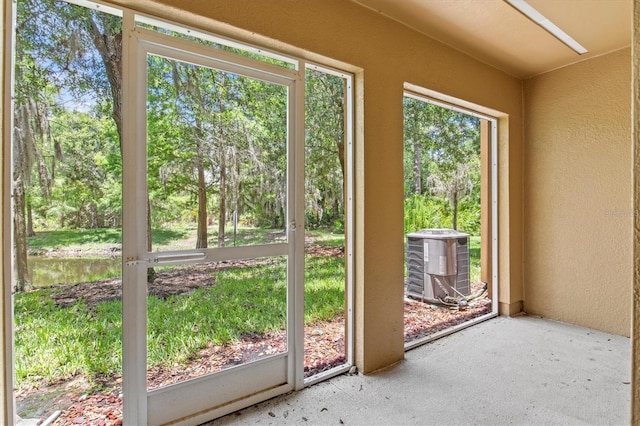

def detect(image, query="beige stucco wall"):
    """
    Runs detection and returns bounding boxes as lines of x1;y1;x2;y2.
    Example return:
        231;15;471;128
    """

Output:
108;0;525;372
524;49;632;336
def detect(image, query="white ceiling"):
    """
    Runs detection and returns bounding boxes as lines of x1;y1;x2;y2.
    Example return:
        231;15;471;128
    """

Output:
350;0;631;78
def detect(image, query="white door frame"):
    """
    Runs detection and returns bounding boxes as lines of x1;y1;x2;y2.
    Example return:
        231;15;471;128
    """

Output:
122;20;305;425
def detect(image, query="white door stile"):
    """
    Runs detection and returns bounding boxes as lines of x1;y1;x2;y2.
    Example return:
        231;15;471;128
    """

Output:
290;63;306;391
491;119;499;315
122;9;150;425
2;0;16;422
344;72;355;368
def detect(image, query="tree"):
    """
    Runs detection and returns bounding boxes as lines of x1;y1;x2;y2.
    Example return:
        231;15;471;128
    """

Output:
305;70;346;228
147;55;288;247
13;0;163;284
427;162;475;230
12;0;63;291
403;96;480;232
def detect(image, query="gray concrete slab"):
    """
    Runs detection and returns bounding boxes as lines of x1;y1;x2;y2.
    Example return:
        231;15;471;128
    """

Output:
209;315;631;425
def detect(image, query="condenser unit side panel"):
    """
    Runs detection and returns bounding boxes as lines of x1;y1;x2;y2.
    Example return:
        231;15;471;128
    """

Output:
455;237;470;295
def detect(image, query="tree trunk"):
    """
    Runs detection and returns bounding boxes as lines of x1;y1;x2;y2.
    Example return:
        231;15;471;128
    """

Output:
87;13;156;281
146;197;156;283
196;143;208;249
26;201;36;237
13;177;30;292
86;13;123;156
413;140;422;195
337;132;346;184
452;191;458;231
218;154;227;248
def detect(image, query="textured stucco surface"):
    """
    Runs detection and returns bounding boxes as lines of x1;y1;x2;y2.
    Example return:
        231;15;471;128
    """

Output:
524;49;632;336
108;0;526;373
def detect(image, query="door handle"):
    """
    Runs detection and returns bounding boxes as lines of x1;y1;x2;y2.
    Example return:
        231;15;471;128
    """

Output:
153;252;206;264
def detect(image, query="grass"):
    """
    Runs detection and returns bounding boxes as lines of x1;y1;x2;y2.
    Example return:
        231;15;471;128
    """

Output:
469;235;481;283
14;235;346;388
147;258;289;366
305;229;345;247
27;227;191;249
14;293;122;384
304;255;345;322
27;228;123;249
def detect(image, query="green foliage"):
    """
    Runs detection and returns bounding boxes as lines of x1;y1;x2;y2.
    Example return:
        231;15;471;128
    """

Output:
305;70;345;230
457;199;481;235
16;2;349;250
403;96;481;233
404;194;450;234
145;54;293;241
44;111;121;229
403;194;480;236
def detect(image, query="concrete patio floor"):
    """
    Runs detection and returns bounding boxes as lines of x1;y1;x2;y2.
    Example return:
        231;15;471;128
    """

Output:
210;315;631;425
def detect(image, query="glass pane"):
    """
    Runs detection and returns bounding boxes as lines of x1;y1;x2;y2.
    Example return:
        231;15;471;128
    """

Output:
146;257;288;390
146;53;288;252
13;0;123;422
304;69;348;377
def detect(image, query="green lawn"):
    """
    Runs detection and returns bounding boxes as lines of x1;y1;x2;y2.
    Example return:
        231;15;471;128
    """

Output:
27;228;123;249
469;235;481;283
15;229;346;389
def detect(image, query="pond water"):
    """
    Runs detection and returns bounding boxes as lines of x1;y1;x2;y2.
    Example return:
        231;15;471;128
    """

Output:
28;257;121;288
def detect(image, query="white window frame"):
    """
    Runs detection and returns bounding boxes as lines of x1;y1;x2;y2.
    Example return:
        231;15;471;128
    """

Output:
302;62;355;386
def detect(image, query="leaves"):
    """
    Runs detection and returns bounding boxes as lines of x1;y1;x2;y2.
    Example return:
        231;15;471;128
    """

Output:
403;97;481;233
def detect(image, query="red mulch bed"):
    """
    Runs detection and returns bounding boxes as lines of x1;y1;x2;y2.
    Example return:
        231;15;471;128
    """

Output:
17;246;491;425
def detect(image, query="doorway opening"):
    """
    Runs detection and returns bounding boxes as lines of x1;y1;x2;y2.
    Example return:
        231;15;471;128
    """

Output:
402;90;498;349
